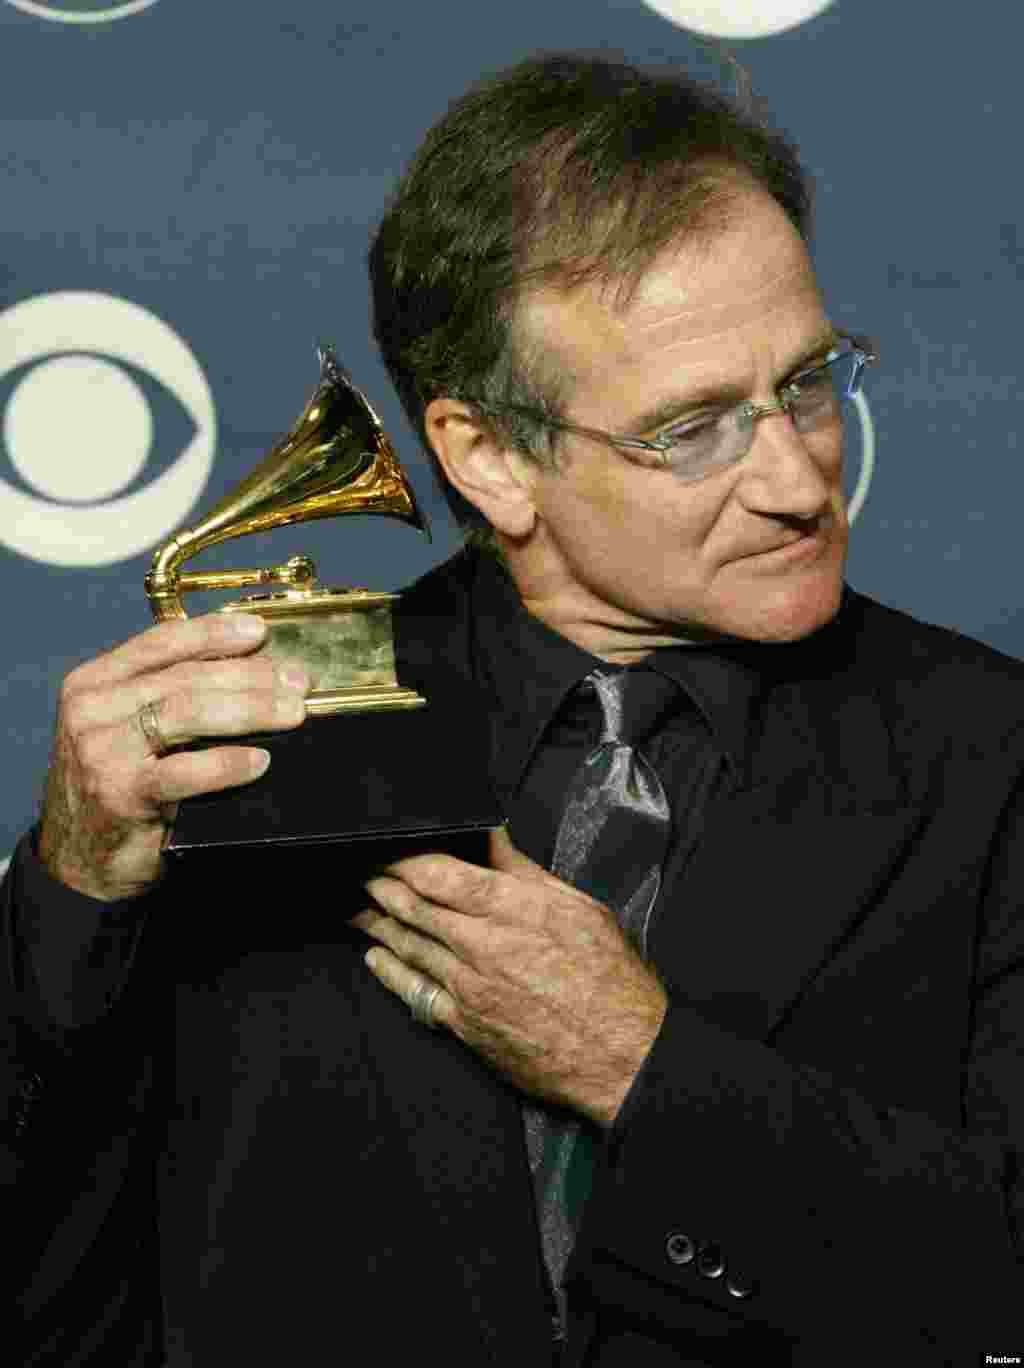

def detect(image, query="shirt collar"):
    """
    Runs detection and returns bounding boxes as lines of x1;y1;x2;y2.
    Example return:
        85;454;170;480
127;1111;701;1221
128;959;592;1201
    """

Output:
469;550;768;800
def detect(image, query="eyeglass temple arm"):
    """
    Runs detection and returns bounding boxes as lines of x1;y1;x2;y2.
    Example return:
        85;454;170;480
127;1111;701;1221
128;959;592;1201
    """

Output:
468;403;665;453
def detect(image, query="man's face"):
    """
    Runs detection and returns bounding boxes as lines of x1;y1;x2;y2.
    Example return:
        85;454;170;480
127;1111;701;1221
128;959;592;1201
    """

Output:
511;185;848;646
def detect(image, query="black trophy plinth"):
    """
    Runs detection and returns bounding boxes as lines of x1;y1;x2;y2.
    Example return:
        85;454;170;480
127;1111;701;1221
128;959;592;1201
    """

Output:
165;697;503;878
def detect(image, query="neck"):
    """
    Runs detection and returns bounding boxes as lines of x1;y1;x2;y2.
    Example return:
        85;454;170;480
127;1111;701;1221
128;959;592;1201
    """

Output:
484;530;713;665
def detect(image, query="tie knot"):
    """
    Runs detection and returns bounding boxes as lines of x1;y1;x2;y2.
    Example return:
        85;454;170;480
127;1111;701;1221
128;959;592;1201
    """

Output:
584;667;679;748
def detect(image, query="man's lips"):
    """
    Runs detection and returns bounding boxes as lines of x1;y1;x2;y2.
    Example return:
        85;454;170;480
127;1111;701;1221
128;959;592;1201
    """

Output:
738;526;831;564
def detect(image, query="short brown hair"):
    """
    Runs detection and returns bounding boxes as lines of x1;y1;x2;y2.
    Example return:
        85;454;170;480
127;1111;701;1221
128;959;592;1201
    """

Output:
369;52;812;535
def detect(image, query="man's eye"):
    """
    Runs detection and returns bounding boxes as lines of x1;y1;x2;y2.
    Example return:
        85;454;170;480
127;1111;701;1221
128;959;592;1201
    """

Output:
791;365;832;390
789;350;840;389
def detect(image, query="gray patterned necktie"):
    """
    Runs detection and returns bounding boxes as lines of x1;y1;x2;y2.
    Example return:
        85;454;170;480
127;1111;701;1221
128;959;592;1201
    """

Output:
523;665;677;1339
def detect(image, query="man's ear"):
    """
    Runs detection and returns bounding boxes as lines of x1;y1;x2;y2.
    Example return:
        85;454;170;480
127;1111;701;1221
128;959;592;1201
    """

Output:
424;398;539;538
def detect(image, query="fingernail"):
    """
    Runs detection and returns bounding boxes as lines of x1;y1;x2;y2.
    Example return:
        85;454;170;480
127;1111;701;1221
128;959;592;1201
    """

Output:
227;614;265;639
277;662;309;691
251;749;271;778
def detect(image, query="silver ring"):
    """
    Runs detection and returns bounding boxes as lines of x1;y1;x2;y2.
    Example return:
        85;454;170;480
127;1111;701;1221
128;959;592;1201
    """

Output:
137;700;169;758
408;976;443;1030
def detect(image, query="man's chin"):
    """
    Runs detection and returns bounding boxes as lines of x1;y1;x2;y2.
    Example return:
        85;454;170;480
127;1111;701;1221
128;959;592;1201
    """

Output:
704;566;845;644
745;579;844;643
710;534;848;642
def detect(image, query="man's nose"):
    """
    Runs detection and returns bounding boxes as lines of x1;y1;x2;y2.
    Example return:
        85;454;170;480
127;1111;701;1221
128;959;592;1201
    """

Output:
738;410;835;519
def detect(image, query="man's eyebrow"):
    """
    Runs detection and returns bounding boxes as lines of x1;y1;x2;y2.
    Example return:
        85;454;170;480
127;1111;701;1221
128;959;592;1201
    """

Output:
622;326;841;437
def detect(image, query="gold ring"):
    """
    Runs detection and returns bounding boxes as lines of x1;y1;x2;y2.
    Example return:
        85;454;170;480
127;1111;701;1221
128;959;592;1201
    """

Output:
137;700;170;758
408;976;443;1030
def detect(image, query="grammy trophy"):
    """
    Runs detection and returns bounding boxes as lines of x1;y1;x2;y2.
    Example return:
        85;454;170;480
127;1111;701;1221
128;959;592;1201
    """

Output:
146;345;500;862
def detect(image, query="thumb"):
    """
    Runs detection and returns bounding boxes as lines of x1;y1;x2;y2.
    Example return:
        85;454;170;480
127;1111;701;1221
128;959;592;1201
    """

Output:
488;822;548;879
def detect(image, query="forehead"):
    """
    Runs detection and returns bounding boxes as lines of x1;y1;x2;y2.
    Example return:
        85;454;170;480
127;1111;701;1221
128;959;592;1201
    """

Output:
518;188;825;400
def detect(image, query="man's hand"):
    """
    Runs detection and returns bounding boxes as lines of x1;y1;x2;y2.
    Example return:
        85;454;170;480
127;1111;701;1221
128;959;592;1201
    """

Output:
353;827;668;1128
39;612;309;902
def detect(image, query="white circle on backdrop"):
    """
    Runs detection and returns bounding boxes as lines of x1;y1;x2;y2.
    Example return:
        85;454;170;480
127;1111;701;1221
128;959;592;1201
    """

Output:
6;355;151;504
3;0;159;22
847;391;875;526
0;290;216;567
641;0;834;38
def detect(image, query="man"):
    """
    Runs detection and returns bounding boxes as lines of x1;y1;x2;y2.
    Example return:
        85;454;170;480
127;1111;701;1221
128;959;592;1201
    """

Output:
5;54;1023;1366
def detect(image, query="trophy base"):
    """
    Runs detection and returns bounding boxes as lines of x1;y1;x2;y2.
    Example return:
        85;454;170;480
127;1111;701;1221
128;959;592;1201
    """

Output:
305;683;426;715
165;685;502;863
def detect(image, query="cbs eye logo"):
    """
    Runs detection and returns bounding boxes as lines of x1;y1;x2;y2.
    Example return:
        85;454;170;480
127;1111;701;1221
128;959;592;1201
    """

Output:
641;0;834;37
0;291;215;567
3;0;159;21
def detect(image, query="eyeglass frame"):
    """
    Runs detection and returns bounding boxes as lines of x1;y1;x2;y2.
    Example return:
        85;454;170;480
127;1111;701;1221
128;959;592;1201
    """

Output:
465;329;877;471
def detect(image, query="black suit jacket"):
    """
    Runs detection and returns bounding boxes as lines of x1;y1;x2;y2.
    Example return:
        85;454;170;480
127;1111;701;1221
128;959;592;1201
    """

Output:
5;547;1024;1366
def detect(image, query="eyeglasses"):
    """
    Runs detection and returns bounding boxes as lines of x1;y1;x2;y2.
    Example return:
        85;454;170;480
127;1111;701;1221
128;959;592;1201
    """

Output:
472;331;877;484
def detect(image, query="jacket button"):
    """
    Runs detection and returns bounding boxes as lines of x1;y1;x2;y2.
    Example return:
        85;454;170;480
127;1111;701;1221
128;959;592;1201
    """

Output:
665;1233;695;1266
726;1273;757;1299
19;1072;43;1100
695;1242;726;1279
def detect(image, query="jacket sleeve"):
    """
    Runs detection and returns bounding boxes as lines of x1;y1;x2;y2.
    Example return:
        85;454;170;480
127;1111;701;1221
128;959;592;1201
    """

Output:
569;785;1024;1364
2;832;166;1364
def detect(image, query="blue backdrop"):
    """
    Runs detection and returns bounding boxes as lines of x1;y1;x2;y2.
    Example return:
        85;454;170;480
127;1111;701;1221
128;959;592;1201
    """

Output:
2;0;1022;867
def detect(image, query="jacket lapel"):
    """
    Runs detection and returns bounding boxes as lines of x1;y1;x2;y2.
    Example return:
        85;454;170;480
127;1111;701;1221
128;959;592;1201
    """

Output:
650;648;922;1042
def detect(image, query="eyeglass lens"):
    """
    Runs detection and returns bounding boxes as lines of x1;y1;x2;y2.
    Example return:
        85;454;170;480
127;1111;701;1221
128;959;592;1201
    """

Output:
657;348;864;481
788;350;861;425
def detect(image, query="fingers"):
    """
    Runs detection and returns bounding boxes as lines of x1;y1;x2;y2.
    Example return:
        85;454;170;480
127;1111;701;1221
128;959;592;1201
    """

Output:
488;823;542;874
63;667;306;820
361;879;472;960
133;680;307;750
377;846;593;928
58;619;306;812
145;743;272;803
363;946;457;1030
354;907;456;986
488;824;596;896
42;611;310;898
70;654;302;733
65;611;269;694
378;853;497;918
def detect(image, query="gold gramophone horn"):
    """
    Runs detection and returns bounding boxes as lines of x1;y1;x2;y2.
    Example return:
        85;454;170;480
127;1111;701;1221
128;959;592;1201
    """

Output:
144;345;431;716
